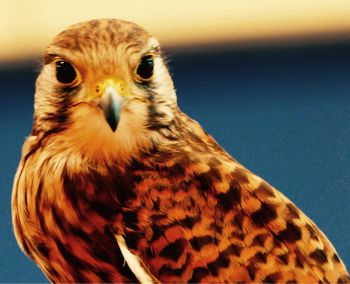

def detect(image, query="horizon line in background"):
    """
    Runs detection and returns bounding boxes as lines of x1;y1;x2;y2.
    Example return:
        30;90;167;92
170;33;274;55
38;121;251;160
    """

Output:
2;33;350;69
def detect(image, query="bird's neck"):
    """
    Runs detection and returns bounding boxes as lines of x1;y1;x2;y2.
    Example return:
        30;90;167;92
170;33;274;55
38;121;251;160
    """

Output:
30;107;241;183
33;104;161;167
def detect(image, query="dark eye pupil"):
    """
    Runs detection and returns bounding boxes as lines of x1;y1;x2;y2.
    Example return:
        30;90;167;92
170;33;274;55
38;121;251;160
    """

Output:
136;55;154;80
56;61;77;84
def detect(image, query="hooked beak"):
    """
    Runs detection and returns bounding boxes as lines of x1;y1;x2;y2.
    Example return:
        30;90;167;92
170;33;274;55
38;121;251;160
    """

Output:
97;79;128;132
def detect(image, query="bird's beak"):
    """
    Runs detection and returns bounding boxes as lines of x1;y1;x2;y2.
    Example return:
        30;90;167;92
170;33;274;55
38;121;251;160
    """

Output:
97;78;128;132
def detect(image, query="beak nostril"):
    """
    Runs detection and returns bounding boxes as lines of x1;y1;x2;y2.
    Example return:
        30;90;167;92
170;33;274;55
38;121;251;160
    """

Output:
95;79;127;100
118;83;125;93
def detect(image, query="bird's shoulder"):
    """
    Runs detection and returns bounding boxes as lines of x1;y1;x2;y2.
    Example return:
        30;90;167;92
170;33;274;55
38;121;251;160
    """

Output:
116;114;349;283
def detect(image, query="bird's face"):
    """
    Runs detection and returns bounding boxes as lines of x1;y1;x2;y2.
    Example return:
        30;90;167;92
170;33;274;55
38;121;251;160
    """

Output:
33;19;177;162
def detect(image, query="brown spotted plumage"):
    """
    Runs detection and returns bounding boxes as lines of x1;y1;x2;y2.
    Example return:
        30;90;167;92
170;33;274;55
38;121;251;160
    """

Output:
12;19;349;283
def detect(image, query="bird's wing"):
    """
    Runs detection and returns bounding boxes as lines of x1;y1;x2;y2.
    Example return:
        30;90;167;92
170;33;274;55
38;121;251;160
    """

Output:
111;113;349;283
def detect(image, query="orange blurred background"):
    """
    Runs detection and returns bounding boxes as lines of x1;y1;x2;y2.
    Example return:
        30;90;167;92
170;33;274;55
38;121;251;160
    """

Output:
1;0;350;62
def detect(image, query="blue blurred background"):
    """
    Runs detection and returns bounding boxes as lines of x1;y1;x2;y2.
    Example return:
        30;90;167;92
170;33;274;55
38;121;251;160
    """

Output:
1;41;350;282
1;0;350;282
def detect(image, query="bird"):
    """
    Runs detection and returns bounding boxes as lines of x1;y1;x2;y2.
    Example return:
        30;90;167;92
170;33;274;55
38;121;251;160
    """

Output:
12;18;349;283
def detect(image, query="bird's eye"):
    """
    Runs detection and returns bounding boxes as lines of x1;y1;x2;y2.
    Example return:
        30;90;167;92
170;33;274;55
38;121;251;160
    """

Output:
135;55;154;82
55;60;78;85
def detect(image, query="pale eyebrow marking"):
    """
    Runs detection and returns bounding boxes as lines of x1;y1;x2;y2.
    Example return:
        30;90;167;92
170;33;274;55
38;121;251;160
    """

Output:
145;37;160;55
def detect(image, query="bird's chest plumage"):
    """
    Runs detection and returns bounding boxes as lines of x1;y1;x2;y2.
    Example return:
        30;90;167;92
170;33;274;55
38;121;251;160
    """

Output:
13;150;142;282
29;144;231;282
13;134;349;283
114;149;256;282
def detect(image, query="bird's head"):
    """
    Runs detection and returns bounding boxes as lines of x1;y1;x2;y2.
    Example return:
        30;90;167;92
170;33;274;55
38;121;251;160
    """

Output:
33;19;177;162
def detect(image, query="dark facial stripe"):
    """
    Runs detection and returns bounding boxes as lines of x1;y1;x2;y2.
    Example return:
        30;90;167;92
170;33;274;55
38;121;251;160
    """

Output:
47;85;80;125
146;89;175;130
